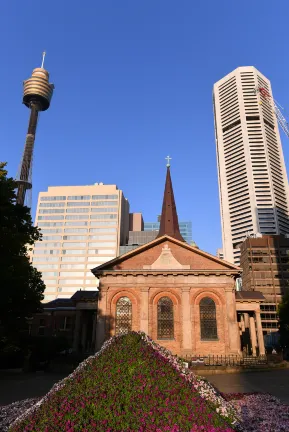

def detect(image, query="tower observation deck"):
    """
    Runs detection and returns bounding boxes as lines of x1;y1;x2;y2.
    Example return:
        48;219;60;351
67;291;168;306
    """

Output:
16;53;54;207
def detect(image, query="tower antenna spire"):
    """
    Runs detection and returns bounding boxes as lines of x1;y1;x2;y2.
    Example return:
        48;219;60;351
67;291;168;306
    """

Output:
41;51;46;69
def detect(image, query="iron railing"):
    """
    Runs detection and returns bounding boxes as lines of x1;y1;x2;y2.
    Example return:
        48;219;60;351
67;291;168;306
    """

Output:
184;354;268;367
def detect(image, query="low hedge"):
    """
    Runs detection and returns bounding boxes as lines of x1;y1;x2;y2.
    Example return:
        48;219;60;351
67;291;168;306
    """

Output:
10;332;238;432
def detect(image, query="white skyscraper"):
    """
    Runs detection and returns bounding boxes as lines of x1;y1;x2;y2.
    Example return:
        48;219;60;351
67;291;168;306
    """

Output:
32;183;129;301
213;66;289;265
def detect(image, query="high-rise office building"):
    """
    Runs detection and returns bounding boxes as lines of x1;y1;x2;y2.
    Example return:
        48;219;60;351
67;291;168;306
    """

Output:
32;183;129;301
144;220;193;244
213;66;289;265
240;234;289;333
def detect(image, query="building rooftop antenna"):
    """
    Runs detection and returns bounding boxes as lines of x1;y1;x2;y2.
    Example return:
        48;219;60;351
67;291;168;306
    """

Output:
41;51;46;69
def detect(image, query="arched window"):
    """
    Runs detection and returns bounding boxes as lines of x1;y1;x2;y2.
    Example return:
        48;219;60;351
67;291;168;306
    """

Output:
115;297;132;335
200;297;218;340
157;297;174;340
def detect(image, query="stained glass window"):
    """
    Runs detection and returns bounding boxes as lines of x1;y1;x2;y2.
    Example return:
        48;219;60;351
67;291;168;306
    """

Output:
157;297;174;339
200;297;218;340
115;297;132;336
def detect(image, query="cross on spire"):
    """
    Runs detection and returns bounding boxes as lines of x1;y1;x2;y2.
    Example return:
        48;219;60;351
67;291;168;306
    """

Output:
166;155;172;167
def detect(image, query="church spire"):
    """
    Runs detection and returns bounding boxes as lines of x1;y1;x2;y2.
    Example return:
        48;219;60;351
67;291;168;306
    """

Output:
157;158;185;242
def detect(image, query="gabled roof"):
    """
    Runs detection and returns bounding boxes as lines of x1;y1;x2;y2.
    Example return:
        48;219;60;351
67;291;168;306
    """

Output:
92;234;241;274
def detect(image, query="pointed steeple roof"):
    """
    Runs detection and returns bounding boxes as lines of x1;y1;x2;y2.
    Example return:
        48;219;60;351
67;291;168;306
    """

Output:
157;166;185;242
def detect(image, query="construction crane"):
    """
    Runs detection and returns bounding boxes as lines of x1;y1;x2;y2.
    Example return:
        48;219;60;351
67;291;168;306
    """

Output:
256;87;289;138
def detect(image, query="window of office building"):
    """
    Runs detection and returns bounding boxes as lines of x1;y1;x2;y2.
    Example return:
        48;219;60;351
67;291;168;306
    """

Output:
33;249;59;255
65;215;89;220
91;208;117;213
39;209;65;214
60;264;85;269
91;201;118;206
41;271;58;277
64;228;87;233
35;264;58;270
88;242;116;247
87;256;112;262
58;279;84;285
87;249;115;255
90;214;117;219
37;222;64;227
92;195;118;200
43;279;57;285
42;235;62;241
62;242;86;248
40;229;63;234
59;271;85;277
65;221;89;226
62;249;86;255
33;256;59;262
67;195;91;200
89;228;116;233
67;202;90;207
89;235;115;240
39;202;66;208
38;216;64;220
34;242;61;248
90;221;117;226
61;256;86;262
66;208;89;213
63;235;86;240
58;287;80;293
40;196;66;201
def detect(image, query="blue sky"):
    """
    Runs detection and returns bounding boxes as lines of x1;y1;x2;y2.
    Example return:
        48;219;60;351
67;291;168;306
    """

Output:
1;1;289;255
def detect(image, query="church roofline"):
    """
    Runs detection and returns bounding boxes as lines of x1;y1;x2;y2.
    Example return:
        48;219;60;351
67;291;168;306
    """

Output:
91;234;241;275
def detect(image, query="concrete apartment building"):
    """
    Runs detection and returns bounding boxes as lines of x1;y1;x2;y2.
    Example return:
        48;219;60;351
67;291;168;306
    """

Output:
32;183;129;301
240;234;289;334
213;66;289;266
216;248;224;260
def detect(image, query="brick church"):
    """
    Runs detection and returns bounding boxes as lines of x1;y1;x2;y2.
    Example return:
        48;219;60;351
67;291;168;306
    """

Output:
37;166;266;357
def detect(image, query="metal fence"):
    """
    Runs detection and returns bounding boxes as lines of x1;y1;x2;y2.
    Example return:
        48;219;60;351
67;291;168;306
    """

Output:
184;354;268;367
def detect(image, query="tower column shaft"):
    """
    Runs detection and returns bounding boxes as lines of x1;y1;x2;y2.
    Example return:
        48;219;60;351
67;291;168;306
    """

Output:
27;104;39;135
16;106;39;205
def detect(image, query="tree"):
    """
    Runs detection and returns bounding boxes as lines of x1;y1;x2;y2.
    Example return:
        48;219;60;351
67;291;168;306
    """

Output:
278;293;289;349
0;162;45;341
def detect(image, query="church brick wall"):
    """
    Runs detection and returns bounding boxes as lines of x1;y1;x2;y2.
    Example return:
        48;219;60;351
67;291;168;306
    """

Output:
98;277;239;356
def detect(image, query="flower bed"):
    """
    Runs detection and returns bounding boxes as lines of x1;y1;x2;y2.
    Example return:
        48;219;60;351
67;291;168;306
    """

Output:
10;332;238;432
224;393;289;432
0;398;39;432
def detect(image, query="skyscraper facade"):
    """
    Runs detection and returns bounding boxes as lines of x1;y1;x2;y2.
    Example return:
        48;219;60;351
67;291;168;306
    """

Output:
144;220;193;244
213;66;289;265
32;183;129;301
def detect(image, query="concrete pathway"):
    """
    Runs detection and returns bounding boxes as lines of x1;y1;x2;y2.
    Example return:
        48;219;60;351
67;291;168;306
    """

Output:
0;370;66;406
201;369;289;404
